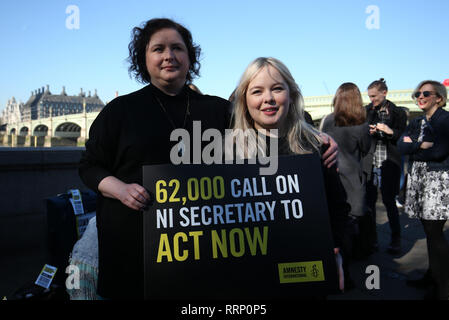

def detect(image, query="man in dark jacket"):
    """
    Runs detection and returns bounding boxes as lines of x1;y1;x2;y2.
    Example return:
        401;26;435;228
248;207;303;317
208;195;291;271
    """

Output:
362;81;407;255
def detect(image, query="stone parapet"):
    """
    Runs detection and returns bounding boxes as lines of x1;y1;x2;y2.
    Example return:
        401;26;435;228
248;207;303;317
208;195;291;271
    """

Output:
0;148;90;254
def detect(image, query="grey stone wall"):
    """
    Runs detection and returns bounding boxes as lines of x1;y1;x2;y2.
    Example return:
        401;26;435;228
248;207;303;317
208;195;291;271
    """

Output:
0;147;89;254
0;147;92;296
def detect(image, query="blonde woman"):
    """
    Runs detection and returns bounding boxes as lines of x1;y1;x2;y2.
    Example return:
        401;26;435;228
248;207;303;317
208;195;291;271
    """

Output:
230;57;350;292
398;80;449;300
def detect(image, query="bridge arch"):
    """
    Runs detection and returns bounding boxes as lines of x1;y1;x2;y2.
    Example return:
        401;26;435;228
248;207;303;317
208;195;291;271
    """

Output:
54;122;81;138
33;125;49;137
19;127;29;136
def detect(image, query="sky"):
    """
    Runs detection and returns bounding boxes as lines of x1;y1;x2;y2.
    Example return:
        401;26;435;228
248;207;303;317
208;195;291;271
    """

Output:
1;0;448;111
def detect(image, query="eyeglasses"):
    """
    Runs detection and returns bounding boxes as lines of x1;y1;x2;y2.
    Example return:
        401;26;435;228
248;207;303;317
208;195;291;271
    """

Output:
414;91;436;98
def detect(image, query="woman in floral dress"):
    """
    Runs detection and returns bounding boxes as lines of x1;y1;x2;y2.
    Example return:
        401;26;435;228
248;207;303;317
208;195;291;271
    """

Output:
398;80;449;300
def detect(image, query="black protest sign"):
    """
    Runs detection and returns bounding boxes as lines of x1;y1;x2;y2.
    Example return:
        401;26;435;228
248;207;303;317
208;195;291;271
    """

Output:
143;154;338;300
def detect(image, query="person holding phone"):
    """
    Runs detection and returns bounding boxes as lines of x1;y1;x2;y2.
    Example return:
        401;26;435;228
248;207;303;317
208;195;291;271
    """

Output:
362;78;407;255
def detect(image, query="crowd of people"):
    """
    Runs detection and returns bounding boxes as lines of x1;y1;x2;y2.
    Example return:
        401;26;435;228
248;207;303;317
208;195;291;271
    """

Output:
75;17;449;300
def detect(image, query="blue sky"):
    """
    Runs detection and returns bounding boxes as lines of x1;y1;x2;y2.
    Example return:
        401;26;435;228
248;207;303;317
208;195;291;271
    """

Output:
1;0;448;111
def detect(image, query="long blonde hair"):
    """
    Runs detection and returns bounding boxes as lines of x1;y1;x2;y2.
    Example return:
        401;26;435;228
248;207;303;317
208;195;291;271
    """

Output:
230;57;322;156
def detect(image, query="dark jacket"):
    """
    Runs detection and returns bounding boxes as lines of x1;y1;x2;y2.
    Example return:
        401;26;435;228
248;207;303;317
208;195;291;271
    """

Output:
79;84;230;299
398;107;449;171
362;100;407;175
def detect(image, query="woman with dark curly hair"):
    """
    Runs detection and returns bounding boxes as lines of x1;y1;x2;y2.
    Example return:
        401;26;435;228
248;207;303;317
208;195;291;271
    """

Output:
78;18;231;299
127;18;201;86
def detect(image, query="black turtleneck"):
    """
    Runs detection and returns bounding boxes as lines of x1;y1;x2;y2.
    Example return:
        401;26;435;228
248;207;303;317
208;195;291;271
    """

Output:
149;84;191;130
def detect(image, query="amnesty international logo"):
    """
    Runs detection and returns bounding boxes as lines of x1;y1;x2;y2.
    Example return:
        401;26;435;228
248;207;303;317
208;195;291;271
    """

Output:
312;264;320;278
278;261;325;284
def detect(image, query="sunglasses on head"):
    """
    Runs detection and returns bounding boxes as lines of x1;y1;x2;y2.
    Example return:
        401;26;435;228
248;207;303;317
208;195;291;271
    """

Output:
414;91;436;98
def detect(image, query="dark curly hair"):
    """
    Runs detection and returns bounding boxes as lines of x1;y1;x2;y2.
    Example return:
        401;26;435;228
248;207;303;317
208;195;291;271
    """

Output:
127;18;201;84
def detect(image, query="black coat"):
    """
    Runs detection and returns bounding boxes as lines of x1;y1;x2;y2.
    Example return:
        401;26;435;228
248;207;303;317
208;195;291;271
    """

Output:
362;100;407;175
79;84;230;299
398;107;449;171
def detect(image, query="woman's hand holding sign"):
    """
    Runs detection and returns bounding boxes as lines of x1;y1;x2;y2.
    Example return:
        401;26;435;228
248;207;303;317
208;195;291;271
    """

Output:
98;176;151;211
